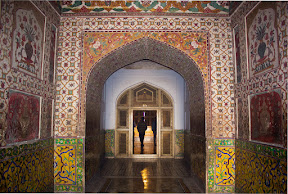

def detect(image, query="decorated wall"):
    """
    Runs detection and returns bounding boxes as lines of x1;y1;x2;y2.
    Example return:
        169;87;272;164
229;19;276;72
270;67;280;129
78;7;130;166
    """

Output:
0;0;60;192
55;13;235;192
231;1;287;193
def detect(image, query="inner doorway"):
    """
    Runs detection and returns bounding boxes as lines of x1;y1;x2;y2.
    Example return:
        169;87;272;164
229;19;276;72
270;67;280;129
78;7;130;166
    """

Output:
133;110;157;155
115;82;175;158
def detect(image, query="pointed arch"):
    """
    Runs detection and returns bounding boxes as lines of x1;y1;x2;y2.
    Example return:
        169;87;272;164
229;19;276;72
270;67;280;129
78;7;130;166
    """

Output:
84;35;209;190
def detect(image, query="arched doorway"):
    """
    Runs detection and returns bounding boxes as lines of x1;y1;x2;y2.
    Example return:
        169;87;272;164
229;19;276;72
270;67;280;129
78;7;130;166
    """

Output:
84;37;209;190
115;82;174;157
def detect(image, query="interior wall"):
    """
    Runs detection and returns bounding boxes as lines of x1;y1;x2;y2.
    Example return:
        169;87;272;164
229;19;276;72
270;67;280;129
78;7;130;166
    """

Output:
0;0;59;192
231;2;287;193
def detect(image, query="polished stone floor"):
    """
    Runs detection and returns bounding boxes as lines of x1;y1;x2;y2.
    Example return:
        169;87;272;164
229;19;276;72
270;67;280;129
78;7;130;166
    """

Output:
86;158;205;193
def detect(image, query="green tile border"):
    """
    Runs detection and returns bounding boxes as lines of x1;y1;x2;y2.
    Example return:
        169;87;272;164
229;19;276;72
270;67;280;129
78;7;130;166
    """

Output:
236;139;287;159
105;130;115;157
175;130;184;158
235;140;287;193
0;138;54;161
54;138;84;193
207;139;235;193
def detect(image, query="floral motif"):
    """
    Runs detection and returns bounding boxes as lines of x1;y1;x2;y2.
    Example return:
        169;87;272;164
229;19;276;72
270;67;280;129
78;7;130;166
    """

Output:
12;9;44;78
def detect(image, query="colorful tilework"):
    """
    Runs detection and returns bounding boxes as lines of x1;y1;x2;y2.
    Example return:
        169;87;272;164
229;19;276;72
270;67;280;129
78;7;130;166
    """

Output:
175;130;184;158
105;130;115;157
56;16;235;193
208;139;235;193
215;147;235;186
59;1;229;16
56;17;235;140
54;138;84;192
0;139;54;192
235;140;287;193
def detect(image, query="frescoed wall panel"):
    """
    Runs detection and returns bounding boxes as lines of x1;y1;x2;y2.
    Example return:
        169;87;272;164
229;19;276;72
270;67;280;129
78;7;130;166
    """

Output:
246;2;279;78
12;1;45;79
5;90;40;144
0;0;59;193
0;0;60;146
250;90;282;145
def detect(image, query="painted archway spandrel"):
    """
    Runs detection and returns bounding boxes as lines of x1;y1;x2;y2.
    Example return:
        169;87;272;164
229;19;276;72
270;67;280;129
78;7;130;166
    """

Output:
83;31;208;83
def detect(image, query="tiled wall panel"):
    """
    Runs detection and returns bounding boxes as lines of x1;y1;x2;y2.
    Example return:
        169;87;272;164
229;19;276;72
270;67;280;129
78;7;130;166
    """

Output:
175;129;184;158
235;140;287;193
0;139;54;192
54;138;84;193
59;1;230;16
207;139;235;193
105;129;115;157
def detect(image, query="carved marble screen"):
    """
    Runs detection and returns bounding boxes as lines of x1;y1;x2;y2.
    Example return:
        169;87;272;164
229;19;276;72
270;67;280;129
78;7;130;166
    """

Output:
12;1;45;78
246;2;279;78
6;90;40;144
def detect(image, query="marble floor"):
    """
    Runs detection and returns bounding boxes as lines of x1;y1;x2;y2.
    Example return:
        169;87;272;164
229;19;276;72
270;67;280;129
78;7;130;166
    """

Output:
86;158;205;193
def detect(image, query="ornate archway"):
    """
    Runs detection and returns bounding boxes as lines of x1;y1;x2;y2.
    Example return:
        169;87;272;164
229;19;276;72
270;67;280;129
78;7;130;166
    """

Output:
83;33;210;189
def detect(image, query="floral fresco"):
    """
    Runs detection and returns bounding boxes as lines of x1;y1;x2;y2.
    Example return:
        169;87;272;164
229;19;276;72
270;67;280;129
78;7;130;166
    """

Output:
250;90;282;145
246;2;279;78
5;90;40;144
12;1;45;78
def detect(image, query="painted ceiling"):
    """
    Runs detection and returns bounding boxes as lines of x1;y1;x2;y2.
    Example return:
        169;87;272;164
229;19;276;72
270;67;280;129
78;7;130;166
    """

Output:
50;1;242;16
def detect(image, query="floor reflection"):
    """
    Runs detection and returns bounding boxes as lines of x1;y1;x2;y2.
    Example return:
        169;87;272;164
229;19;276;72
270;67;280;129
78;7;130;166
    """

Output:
86;158;205;193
